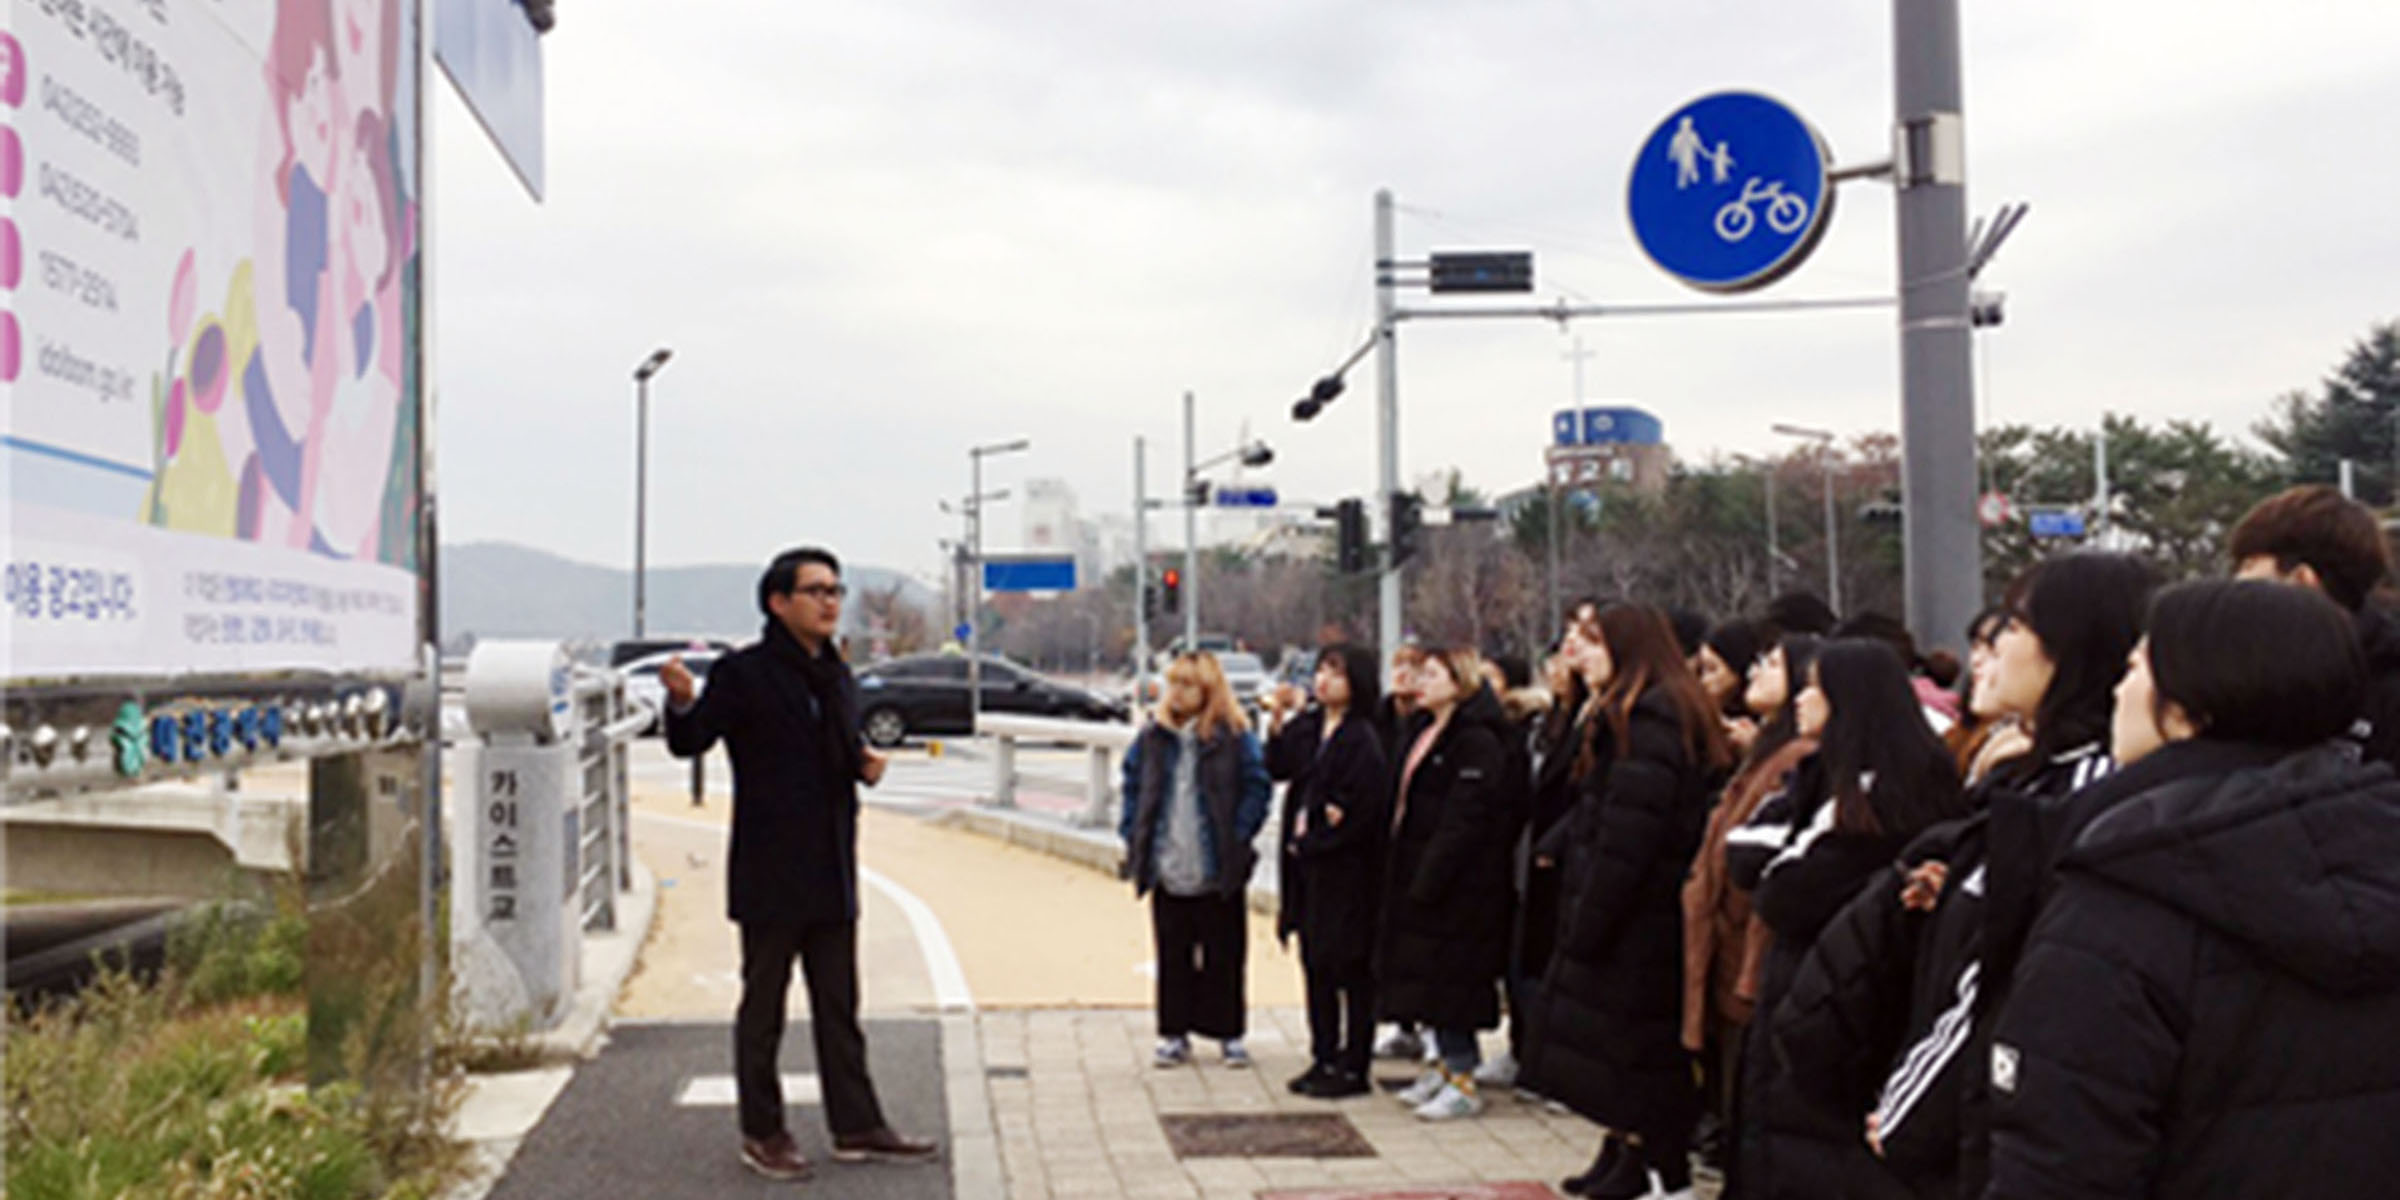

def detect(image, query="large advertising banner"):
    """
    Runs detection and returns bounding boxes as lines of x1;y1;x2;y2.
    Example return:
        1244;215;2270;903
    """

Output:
4;0;424;679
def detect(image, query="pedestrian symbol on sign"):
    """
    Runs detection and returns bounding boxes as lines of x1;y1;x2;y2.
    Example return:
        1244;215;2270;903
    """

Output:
1667;115;1736;189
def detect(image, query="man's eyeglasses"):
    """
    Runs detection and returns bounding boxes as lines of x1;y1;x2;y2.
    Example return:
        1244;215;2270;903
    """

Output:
793;583;848;601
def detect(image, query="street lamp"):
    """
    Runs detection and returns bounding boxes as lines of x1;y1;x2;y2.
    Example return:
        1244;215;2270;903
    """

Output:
968;438;1032;732
631;347;673;638
1772;423;1841;616
1181;390;1274;648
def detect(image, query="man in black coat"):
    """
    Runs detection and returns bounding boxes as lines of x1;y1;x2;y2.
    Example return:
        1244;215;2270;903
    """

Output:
664;547;937;1181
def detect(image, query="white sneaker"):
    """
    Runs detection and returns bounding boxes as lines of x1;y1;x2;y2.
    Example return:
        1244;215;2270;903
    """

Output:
1221;1039;1251;1069
1472;1051;1518;1088
1395;1069;1447;1108
1154;1037;1191;1068
1373;1027;1425;1060
1413;1080;1486;1121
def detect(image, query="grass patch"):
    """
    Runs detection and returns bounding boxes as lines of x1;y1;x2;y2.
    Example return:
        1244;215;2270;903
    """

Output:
5;879;467;1200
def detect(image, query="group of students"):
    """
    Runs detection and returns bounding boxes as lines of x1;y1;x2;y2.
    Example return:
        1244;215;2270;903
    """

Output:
1119;483;2400;1200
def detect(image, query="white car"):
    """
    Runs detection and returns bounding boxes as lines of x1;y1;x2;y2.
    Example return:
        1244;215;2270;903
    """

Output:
621;650;717;735
1216;651;1271;711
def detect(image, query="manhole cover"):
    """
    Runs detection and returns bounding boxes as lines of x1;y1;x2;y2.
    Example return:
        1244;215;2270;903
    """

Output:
1159;1113;1375;1159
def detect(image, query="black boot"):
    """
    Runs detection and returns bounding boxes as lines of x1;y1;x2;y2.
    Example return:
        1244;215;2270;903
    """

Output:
1583;1137;1657;1200
1561;1135;1626;1196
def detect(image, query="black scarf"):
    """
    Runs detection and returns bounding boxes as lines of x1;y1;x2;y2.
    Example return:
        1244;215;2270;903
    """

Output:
763;617;862;782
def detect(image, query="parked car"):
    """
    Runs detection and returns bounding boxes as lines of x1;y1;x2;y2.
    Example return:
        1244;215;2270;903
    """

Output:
853;654;1129;748
621;650;718;735
1216;651;1272;712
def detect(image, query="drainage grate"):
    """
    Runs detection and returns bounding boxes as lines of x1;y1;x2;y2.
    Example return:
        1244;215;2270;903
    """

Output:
1159;1112;1376;1159
985;1065;1029;1079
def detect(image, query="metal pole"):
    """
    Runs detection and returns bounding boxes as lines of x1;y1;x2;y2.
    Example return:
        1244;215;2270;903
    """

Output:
1375;188;1401;669
1822;453;1843;615
1765;458;1780;596
2094;417;2111;544
1553;336;1592;630
2342;459;2357;501
1547;481;1562;629
634;374;648;638
1133;437;1149;711
1183;390;1200;649
969;452;983;731
1895;0;1981;647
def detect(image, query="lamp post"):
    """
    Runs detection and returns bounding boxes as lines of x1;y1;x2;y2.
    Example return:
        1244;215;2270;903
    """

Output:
968;438;1032;732
1773;423;1841;616
1180;391;1274;650
631;347;672;638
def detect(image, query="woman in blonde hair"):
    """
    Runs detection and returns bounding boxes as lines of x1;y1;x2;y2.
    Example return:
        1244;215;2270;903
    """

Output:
1120;652;1273;1069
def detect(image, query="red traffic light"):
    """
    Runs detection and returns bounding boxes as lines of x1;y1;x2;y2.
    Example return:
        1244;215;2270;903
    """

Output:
1162;568;1180;587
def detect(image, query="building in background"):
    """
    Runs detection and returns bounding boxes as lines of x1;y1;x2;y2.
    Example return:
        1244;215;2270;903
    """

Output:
1023;477;1103;582
1545;405;1672;496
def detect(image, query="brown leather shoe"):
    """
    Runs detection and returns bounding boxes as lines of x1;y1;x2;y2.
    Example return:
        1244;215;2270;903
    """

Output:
830;1127;941;1163
740;1132;814;1180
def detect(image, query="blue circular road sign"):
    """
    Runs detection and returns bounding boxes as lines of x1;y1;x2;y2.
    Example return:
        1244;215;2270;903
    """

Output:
1628;91;1834;293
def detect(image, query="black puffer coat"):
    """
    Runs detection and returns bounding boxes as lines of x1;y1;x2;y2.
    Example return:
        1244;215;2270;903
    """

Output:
1987;743;2400;1199
2354;604;2400;770
1725;758;1911;1200
1520;688;1712;1134
1515;708;1587;985
1270;709;1391;969
1376;686;1519;1031
1851;743;2111;1197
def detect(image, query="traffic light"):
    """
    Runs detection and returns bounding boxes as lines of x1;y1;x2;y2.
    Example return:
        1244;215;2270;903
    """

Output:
1389;492;1425;567
1160;567;1182;615
1334;498;1368;574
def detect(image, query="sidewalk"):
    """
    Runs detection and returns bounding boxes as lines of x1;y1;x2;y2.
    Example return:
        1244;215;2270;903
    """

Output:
979;1008;1598;1199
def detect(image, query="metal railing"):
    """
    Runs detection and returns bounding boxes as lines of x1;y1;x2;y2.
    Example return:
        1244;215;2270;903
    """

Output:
973;713;1136;828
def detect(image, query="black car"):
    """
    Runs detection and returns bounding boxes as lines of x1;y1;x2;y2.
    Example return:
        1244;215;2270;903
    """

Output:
853;655;1128;747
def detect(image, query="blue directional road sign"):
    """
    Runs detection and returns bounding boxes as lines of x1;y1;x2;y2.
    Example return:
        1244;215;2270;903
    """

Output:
2028;510;2088;539
1628;91;1834;293
954;623;973;642
1213;486;1279;508
982;555;1079;592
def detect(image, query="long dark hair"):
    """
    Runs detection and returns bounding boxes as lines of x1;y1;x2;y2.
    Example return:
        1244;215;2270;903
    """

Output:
1811;639;1965;836
1742;633;1823;774
1582;604;1732;777
1321;644;1383;725
2001;552;2159;779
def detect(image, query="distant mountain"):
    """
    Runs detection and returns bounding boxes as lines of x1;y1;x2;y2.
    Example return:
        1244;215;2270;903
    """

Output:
439;542;937;648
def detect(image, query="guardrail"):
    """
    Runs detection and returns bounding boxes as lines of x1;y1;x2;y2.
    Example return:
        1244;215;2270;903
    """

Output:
973;713;1135;828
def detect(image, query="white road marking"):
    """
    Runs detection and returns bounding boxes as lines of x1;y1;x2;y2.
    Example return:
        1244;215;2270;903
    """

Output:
632;810;976;1013
677;1073;821;1107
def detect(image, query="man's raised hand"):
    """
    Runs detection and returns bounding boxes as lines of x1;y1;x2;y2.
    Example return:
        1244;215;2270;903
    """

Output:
661;656;698;708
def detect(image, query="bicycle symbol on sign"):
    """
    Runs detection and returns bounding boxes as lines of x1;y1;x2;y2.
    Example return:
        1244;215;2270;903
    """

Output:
1714;177;1809;243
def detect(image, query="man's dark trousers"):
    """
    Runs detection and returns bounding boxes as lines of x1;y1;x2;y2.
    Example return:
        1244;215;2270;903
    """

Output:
736;919;887;1140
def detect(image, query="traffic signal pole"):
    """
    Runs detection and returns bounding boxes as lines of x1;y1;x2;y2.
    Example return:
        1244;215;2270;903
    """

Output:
1895;0;1981;649
1132;435;1149;713
1183;391;1201;649
1375;189;1403;675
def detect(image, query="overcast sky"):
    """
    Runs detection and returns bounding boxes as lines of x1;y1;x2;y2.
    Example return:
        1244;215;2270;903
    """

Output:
431;0;2400;587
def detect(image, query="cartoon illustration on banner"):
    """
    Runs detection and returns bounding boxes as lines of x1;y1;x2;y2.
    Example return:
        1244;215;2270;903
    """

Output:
7;0;423;678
